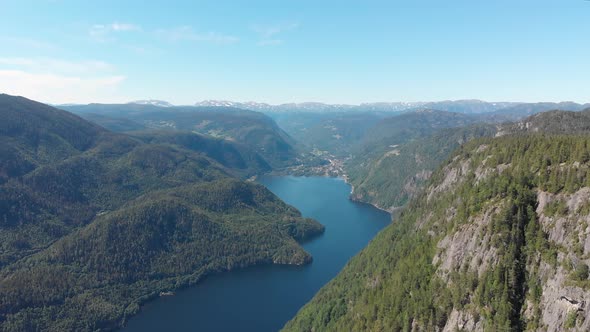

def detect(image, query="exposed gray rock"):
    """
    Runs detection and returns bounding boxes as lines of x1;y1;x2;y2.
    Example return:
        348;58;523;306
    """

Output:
433;204;502;279
442;309;483;332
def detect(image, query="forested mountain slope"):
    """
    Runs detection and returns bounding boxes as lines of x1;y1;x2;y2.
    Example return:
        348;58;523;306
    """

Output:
269;111;390;157
130;130;272;178
76;113;147;132
415;100;518;114
348;124;497;210
344;110;486;210
356;109;478;155
62;103;304;169
285;115;590;331
0;94;323;331
488;102;589;121
499;108;590;136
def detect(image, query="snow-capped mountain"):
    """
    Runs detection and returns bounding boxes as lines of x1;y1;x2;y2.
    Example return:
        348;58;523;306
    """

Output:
358;102;426;112
193;99;565;115
195;100;359;113
194;100;241;107
194;100;427;113
129;100;174;107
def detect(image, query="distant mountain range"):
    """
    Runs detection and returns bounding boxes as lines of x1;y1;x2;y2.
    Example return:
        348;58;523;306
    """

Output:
194;99;589;115
58;103;307;170
55;99;589;116
128;99;174;107
194;100;358;112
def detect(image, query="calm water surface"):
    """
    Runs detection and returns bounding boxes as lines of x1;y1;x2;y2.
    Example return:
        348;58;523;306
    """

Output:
124;176;391;332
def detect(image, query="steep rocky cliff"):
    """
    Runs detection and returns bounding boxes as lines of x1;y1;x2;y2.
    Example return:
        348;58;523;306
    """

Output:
284;131;590;331
347;124;497;211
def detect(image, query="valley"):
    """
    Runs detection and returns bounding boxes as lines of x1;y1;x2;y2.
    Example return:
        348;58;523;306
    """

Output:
123;176;391;331
3;3;589;331
2;94;590;332
0;95;324;331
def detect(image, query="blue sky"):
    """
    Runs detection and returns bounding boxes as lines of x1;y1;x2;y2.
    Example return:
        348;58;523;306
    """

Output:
1;0;589;104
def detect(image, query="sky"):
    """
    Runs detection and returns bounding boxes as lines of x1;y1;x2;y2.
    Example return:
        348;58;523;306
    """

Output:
0;0;589;105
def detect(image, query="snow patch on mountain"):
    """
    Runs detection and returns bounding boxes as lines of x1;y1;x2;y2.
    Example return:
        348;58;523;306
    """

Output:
129;100;174;107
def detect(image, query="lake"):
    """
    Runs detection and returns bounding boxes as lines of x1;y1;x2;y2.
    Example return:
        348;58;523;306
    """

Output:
123;176;391;332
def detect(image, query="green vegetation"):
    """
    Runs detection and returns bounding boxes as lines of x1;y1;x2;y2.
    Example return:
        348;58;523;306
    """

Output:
576;200;590;216
77;113;147;132
347;124;496;209
565;310;578;329
544;199;569;217
355;109;477;157
270;111;388;157
284;133;590;331
346;108;590;210
130;130;272;178
0;94;324;331
574;263;589;281
63;103;308;170
0;180;323;331
490;103;589;122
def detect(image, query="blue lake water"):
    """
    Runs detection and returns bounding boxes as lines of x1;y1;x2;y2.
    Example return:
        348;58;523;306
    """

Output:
123;176;391;331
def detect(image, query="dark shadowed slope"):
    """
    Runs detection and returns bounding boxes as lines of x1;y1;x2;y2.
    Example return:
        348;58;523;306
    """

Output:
62;103;304;169
0;94;323;331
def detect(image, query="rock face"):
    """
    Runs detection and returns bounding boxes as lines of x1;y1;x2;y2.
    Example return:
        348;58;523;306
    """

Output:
442;309;483;332
533;188;590;331
435;185;590;332
437;148;590;332
433;203;501;280
284;134;590;332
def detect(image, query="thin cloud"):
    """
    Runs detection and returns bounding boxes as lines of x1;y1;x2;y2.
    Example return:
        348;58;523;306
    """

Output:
0;36;58;50
252;22;299;38
0;56;126;103
90;22;142;42
91;22;142;33
109;23;142;32
0;57;113;75
0;69;126;104
251;22;299;46
155;26;238;44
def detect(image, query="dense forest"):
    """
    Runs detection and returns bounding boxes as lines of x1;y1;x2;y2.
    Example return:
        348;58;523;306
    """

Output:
0;94;324;331
344;111;490;210
284;112;590;331
62;103;309;170
344;109;590;211
270;111;390;157
347;124;497;210
4;93;590;331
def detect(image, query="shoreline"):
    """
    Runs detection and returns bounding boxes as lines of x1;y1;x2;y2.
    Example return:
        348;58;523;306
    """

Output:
270;157;397;216
123;232;319;330
264;169;395;216
340;175;396;215
124;172;392;331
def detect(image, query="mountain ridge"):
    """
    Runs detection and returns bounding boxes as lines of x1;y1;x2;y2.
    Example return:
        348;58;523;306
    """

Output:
194;99;589;115
0;94;324;331
59;103;305;170
284;109;590;331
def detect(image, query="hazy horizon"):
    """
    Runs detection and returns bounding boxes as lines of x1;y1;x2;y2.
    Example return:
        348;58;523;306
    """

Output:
51;98;590;107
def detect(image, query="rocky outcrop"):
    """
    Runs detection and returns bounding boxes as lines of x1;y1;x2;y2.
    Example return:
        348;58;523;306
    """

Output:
284;134;590;332
427;158;471;202
532;188;590;331
433;204;502;280
442;309;483;332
